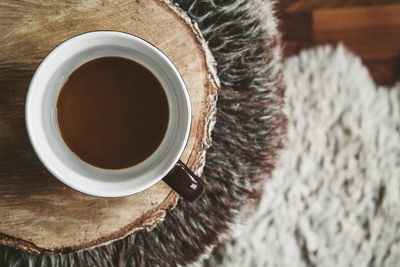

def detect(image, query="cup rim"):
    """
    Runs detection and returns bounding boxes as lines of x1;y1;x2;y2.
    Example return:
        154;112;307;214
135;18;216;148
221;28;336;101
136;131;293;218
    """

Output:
25;31;191;197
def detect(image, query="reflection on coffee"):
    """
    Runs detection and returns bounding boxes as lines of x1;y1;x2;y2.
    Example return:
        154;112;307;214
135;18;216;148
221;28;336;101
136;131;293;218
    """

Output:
57;57;169;169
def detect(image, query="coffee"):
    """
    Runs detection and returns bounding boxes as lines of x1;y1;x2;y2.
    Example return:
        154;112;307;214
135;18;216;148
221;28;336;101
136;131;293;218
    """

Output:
56;57;169;169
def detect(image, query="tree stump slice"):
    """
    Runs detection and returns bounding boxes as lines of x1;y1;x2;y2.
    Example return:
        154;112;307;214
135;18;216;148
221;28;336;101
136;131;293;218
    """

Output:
0;0;218;254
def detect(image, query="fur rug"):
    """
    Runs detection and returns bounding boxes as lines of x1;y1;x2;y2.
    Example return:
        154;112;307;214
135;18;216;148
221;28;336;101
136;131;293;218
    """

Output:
203;46;400;267
0;0;286;266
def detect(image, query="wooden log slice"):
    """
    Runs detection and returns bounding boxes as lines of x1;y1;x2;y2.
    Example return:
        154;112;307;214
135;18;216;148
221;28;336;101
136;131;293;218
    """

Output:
0;0;218;253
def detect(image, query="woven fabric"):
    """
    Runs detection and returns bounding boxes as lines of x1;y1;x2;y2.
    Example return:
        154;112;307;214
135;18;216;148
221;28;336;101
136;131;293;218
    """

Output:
205;46;400;267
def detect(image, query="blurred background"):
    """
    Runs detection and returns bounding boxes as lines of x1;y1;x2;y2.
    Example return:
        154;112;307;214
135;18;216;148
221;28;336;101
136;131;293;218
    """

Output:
278;0;400;86
202;1;400;266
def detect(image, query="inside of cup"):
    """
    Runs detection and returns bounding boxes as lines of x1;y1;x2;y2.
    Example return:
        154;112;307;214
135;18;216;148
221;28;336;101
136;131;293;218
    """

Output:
26;32;191;196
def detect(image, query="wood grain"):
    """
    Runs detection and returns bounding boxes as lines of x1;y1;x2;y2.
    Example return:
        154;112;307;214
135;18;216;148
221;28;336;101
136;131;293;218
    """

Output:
0;0;218;253
279;2;400;85
279;0;400;13
313;5;400;60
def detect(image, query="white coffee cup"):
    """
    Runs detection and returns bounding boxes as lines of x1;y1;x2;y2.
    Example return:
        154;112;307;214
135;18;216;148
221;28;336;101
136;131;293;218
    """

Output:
25;31;204;200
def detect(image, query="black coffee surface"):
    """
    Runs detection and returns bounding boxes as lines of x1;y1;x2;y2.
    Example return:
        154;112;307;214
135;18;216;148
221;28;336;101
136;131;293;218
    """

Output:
57;57;169;169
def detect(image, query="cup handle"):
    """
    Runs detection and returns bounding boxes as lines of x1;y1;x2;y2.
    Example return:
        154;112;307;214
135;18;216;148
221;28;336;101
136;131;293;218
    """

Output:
162;160;205;201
